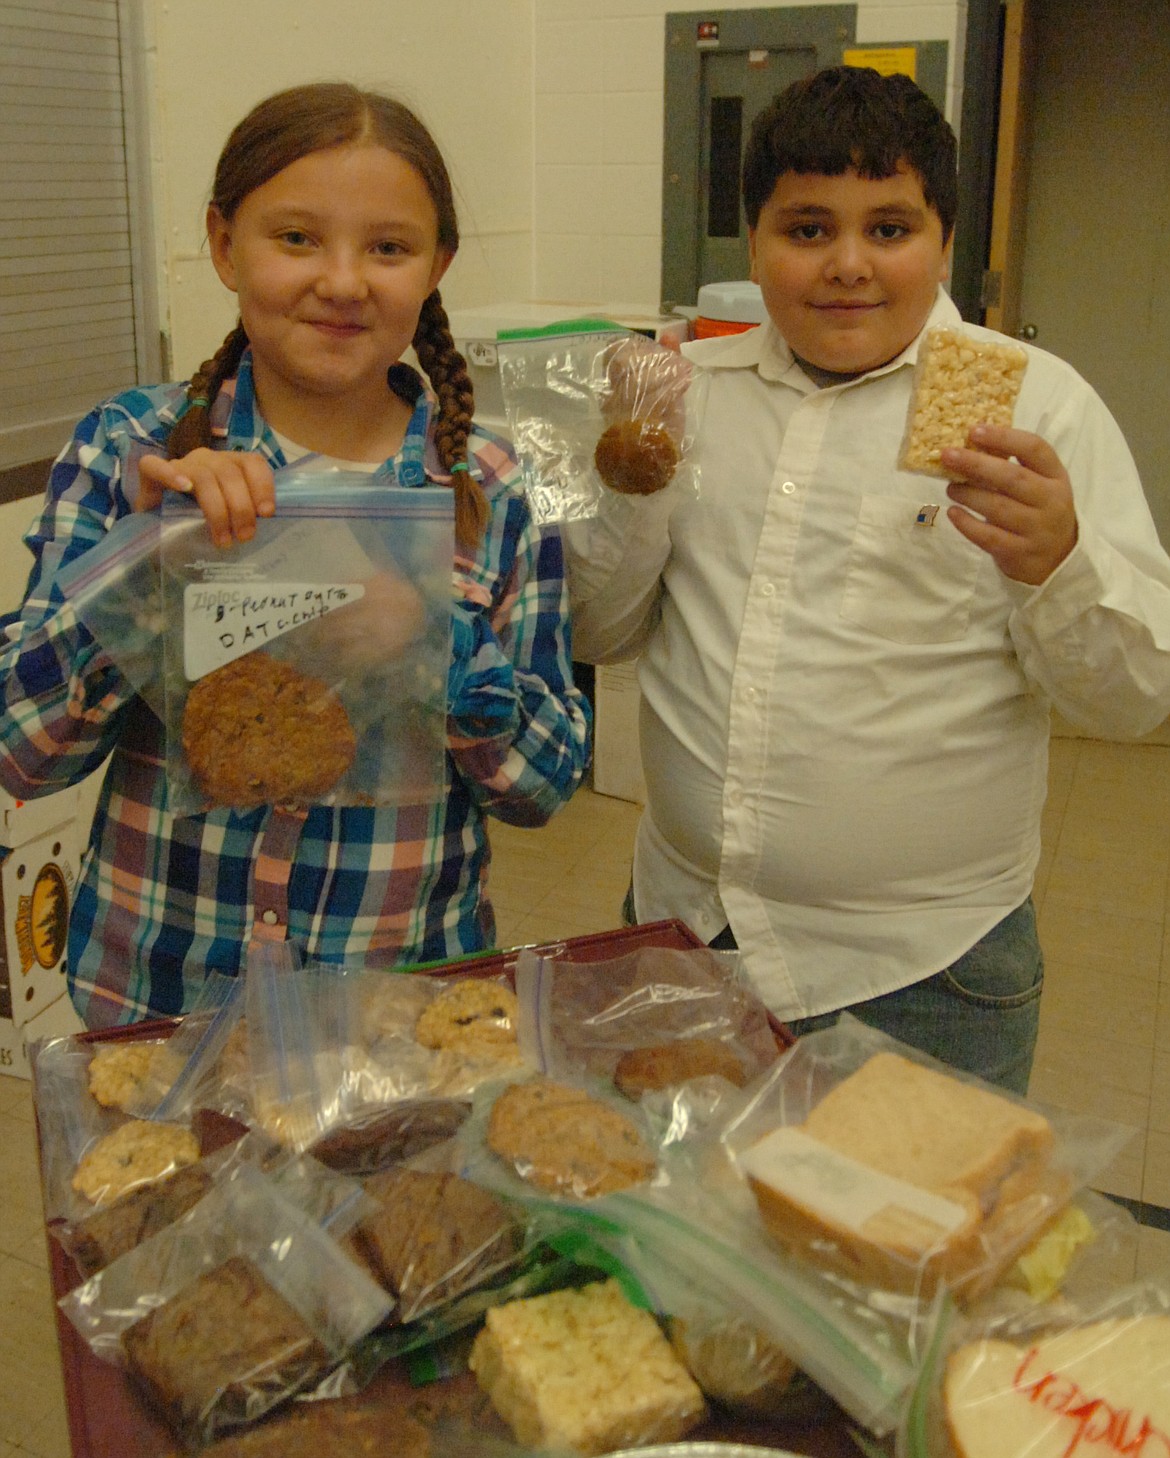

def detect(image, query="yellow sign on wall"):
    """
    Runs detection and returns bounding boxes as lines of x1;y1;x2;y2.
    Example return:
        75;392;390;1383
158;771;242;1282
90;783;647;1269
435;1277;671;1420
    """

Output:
843;46;918;82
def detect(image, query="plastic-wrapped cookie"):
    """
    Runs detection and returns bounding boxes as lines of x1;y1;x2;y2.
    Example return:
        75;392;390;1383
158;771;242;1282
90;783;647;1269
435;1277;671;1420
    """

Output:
487;1077;656;1198
87;1040;174;1112
414;979;521;1060
181;651;357;810
594;418;680;496
613;1037;749;1098
71;1119;201;1206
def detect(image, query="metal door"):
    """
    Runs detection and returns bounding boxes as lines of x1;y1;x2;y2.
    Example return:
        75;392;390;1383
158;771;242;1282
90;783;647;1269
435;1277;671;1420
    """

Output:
698;46;817;285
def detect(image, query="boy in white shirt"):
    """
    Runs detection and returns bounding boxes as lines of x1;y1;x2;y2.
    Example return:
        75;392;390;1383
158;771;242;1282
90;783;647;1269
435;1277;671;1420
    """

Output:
566;66;1170;1092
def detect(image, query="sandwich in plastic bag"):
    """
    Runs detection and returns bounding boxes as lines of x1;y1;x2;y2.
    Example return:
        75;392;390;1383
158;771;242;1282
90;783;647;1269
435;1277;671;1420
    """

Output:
724;1016;1136;1304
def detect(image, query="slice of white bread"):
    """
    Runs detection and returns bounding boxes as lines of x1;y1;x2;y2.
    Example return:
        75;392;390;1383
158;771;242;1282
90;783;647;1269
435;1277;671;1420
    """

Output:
742;1052;1060;1296
898;326;1028;477
944;1316;1170;1458
468;1278;705;1456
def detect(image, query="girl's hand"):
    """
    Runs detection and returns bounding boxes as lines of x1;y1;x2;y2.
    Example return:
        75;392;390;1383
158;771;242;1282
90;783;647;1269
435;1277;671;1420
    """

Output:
941;424;1079;586
137;449;276;548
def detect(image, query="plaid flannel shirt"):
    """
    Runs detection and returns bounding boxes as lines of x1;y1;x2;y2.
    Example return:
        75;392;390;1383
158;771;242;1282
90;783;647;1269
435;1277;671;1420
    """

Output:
0;352;591;1026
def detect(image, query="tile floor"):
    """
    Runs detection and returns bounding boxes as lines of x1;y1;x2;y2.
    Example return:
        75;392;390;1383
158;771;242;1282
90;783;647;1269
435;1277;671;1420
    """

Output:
2;736;1169;1454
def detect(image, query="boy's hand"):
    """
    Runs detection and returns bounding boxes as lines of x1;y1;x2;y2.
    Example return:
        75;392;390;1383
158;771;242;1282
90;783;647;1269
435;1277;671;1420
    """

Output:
941;424;1078;586
137;449;276;548
602;336;692;441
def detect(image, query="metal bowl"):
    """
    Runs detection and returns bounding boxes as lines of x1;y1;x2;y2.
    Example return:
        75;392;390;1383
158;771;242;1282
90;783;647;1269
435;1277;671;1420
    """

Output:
607;1447;802;1458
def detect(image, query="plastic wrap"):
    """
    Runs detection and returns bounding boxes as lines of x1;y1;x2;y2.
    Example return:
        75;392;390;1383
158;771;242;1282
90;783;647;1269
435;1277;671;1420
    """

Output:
899;1279;1170;1458
723;1017;1136;1305
497;321;707;523
514;943;780;1094
59;1163;391;1447
159;469;452;815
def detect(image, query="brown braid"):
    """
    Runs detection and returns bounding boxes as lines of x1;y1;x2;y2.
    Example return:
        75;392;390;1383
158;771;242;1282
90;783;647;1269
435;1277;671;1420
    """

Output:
412;290;489;547
165;323;249;459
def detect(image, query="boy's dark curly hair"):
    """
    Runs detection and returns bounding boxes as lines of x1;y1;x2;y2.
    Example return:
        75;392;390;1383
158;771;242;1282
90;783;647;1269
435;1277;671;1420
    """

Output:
742;66;958;241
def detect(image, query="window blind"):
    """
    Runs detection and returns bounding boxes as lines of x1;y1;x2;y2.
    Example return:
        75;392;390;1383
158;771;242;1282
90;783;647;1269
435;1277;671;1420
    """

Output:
0;0;144;471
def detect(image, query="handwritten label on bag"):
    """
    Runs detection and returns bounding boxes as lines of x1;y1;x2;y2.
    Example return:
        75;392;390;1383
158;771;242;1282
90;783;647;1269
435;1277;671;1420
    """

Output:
184;581;365;680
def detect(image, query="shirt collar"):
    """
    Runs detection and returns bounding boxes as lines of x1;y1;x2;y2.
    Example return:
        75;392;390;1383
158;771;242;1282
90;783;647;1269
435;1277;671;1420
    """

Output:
208;348;467;486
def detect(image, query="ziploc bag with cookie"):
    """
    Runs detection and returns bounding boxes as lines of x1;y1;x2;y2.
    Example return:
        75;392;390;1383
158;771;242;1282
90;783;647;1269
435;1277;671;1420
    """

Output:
722;1015;1135;1306
58;1161;392;1448
159;467;452;816
53;1118;364;1285
513;943;782;1096
457;1066;665;1205
898;1274;1170;1458
497;319;708;523
30;1031;208;1229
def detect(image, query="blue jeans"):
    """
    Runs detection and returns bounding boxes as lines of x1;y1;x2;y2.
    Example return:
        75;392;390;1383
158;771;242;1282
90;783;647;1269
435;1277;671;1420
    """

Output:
624;888;1043;1095
787;900;1044;1095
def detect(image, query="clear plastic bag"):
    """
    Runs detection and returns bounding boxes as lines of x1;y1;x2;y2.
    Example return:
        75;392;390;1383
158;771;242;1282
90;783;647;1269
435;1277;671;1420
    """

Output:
32;1032;207;1225
514;943;782;1095
159;469;452;815
57;509;203;721
497;320;707;523
723;1016;1136;1305
59;1162;392;1447
899;1277;1170;1458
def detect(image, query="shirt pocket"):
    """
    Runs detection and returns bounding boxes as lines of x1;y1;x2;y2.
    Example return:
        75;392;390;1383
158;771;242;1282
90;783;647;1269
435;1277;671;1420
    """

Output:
839;493;982;644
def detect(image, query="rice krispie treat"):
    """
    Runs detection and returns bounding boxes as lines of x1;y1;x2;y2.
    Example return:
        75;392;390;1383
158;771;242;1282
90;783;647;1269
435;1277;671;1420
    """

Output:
469;1278;705;1455
898;326;1028;477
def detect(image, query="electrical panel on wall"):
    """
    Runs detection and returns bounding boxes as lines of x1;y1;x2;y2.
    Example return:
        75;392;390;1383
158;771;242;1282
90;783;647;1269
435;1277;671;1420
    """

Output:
661;8;948;309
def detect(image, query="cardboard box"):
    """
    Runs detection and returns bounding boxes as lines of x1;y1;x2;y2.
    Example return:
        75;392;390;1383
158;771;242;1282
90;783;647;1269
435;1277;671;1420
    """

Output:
0;783;82;848
0;822;83;1078
592;661;646;804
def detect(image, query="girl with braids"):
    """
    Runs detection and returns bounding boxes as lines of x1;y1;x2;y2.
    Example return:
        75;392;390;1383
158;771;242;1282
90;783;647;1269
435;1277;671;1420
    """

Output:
0;83;591;1027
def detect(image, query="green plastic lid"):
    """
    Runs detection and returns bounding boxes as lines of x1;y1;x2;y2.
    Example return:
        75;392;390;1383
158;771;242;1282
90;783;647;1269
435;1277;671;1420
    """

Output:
496;316;628;342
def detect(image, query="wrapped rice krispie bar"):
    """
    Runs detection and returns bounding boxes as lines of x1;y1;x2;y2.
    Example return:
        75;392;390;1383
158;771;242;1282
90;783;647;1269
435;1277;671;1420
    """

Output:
898;326;1028;477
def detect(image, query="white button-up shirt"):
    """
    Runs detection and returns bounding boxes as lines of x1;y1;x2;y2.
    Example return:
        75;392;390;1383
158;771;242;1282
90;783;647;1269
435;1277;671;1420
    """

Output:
566;290;1170;1019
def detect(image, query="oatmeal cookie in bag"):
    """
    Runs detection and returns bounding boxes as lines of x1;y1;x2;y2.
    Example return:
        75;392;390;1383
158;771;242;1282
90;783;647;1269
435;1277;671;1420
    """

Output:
182;650;357;810
72;1120;201;1207
487;1077;656;1198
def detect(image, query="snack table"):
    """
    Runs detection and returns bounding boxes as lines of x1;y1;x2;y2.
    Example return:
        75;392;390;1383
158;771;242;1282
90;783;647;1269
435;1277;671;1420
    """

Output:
37;921;874;1458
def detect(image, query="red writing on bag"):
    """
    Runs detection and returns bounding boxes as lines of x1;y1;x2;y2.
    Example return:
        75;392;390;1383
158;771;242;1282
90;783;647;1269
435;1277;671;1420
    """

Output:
1012;1346;1170;1457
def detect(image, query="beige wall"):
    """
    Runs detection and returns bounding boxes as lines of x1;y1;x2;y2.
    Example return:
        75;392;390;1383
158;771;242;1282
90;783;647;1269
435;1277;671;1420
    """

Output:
149;0;537;377
146;0;966;373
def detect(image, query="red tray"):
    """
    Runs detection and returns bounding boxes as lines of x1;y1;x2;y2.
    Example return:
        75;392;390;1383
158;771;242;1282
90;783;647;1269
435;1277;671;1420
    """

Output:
39;920;833;1458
